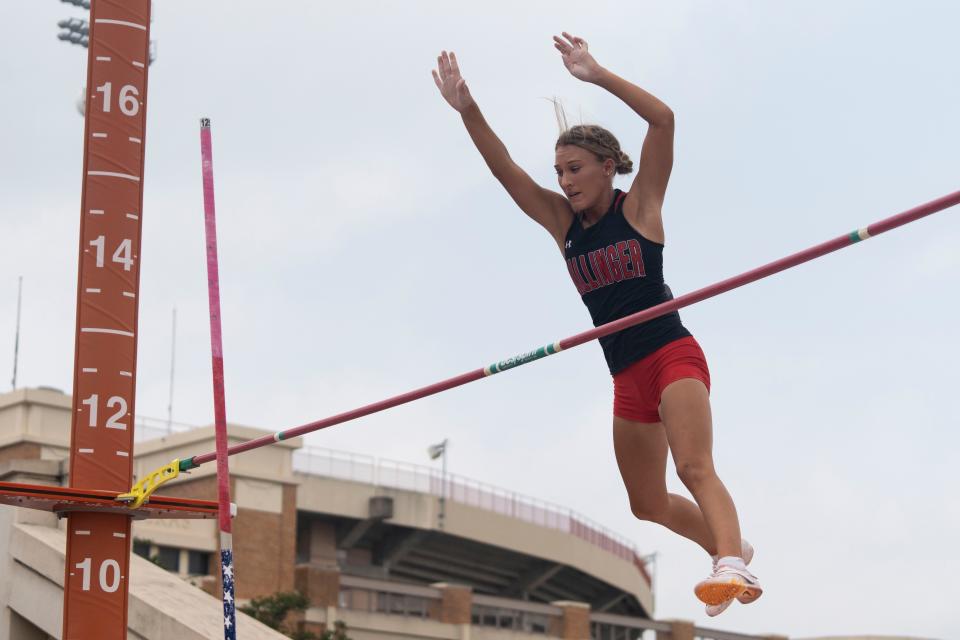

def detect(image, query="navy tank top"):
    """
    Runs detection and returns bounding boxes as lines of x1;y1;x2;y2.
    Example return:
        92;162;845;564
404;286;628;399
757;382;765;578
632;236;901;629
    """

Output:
563;190;690;374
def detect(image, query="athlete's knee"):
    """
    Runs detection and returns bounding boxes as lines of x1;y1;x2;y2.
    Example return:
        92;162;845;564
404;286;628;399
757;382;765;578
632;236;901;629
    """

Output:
628;494;669;523
675;459;716;491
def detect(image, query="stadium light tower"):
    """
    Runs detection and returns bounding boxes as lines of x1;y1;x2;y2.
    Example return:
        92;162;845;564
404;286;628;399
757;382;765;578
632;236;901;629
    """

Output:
57;16;89;48
56;0;156;115
427;439;449;530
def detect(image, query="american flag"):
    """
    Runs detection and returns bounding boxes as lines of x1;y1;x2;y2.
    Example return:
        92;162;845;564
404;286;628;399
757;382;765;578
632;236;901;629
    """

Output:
221;549;237;640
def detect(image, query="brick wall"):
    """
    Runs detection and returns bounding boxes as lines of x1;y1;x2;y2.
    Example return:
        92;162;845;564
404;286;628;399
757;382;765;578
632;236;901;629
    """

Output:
0;442;41;465
154;475;297;600
233;483;297;599
551;601;590;640
429;583;472;624
295;565;340;607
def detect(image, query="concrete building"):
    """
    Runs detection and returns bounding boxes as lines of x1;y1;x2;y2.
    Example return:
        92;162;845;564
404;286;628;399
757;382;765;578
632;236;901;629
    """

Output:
0;387;789;640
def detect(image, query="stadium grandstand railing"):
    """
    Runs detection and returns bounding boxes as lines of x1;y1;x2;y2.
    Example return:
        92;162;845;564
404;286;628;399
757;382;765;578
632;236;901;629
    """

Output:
134;415;200;441
293;445;652;580
133;419;652;581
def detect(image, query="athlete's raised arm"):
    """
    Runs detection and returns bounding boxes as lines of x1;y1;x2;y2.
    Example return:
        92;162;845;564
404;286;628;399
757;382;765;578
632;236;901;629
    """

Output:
433;51;573;248
553;32;673;242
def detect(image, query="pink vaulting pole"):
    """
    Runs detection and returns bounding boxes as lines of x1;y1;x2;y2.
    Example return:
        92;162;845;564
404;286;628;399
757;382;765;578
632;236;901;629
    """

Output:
199;118;237;639
179;189;960;471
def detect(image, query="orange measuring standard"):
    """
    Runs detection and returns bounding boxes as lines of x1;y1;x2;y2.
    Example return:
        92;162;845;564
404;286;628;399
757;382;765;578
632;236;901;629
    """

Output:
0;1;214;638
62;1;155;636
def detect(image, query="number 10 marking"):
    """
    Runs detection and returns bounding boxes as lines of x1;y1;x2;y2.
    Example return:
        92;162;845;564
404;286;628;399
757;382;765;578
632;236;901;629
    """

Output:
75;557;122;593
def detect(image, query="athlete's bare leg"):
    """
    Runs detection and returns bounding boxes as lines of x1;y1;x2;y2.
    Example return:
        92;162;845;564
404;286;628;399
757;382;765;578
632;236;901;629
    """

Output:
613;416;718;554
659;378;742;559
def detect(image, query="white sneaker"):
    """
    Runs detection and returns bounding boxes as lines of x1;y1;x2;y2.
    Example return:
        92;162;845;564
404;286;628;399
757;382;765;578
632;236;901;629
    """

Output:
695;561;762;609
705;539;754;616
711;539;754;570
705;539;757;616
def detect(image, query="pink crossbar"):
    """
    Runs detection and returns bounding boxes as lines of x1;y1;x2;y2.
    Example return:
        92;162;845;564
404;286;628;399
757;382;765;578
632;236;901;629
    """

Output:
185;189;960;468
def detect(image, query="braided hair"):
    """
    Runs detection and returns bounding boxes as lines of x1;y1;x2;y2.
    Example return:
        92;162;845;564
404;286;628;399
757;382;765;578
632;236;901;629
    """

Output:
556;124;634;175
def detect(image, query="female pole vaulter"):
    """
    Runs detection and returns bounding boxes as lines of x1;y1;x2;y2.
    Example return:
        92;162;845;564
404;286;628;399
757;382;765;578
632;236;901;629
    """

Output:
433;32;760;615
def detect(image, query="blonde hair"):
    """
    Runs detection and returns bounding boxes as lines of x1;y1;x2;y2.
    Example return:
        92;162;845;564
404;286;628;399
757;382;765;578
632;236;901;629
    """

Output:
552;100;633;175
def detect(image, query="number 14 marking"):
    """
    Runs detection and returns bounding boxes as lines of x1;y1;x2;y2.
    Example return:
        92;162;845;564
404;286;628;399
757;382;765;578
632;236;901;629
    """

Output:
89;236;134;271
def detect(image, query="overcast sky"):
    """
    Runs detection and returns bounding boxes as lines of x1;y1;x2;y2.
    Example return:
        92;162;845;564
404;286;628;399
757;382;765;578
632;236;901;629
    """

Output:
2;2;959;638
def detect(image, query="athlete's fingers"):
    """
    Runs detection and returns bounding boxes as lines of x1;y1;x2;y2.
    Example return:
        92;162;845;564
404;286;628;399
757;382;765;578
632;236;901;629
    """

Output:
552;35;571;54
561;31;588;52
432;69;443;90
449;51;461;76
439;51;451;76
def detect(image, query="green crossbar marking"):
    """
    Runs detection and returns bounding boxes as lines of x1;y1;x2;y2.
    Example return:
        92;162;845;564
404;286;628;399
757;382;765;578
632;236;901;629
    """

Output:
487;344;555;375
848;230;863;243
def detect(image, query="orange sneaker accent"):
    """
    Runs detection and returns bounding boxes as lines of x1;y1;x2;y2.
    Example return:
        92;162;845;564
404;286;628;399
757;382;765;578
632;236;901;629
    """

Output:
694;578;746;606
738;584;763;604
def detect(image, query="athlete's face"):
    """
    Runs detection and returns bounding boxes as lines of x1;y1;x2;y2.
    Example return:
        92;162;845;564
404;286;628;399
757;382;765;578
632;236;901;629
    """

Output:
554;145;613;212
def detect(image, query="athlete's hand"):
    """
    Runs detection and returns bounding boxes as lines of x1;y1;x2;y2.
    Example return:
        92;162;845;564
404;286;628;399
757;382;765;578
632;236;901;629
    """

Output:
432;51;475;113
553;32;603;83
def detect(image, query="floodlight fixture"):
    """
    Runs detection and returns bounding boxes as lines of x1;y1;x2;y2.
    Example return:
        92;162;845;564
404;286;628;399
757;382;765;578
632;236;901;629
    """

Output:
57;17;88;34
57;17;89;48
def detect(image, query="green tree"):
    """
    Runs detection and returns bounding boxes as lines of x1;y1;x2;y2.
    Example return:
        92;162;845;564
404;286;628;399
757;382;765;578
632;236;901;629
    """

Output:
239;591;350;640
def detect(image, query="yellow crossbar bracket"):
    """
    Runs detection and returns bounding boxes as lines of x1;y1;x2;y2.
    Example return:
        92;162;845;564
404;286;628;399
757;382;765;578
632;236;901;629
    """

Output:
116;459;181;509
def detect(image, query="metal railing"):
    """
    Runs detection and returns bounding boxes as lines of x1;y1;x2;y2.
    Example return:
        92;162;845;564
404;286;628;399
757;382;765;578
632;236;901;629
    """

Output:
473;595;561;635
293;446;652;583
337;574;439;619
133;415;202;443
135;420;651;583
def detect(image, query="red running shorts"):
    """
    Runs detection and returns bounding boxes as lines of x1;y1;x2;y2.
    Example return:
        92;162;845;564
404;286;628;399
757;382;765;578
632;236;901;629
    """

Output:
612;336;711;423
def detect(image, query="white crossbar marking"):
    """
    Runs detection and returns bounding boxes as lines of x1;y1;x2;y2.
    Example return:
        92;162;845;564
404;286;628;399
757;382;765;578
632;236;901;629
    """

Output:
82;368;97;373
96;56;111;62
113;532;127;539
76;530;91;536
88;170;140;182
81;327;135;337
90;209;105;215
78;448;94;454
85;288;101;293
129;137;141;144
123;292;136;298
120;371;132;377
95;19;146;31
133;61;145;68
126;214;139;220
93;133;108;138
116;451;129;457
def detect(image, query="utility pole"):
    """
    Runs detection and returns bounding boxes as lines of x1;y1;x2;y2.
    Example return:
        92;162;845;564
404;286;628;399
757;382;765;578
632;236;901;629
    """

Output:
166;307;176;433
11;277;23;390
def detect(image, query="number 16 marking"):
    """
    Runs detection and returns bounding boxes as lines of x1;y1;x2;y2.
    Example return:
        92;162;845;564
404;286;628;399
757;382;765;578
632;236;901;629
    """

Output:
95;82;141;117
